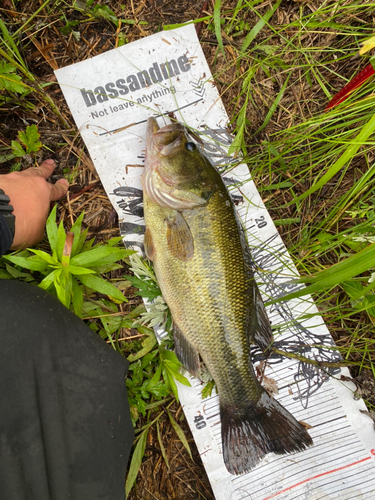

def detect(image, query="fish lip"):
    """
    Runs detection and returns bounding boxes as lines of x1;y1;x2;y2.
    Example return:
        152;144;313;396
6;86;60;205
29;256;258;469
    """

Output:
146;117;160;154
146;118;187;159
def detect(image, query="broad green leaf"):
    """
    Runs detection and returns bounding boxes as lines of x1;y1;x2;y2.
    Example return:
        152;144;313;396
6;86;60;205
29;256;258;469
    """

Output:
4;254;48;272
125;429;148;498
0;58;25;93
71;278;82;317
54;271;72;309
202;380;216;399
71;247;129;267
54;272;66;306
93;263;123;274
127;332;158;362
77;273;126;303
91;4;119;28
56;220;67;261
74;227;89;257
18;125;42;154
0;70;26;93
106;236;123;247
164;367;178;402
28;248;58;265
164;363;191;387
341;280;364;299
0;268;12;279
67;264;95;275
4;263;32;280
46;205;58;252
70;211;85;257
167;409;193;460
11;140;26;157
39;269;61;290
147;363;162;389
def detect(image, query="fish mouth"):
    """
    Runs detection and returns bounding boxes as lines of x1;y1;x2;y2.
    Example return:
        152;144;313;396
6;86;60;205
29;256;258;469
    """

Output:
146;117;186;157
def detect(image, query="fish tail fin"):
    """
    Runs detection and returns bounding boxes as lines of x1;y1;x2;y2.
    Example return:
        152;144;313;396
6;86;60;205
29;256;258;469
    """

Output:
220;391;313;475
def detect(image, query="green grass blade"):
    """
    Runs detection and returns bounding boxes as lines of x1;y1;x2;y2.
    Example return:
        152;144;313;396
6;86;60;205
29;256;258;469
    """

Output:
268;243;375;304
77;273;127;303
214;0;225;57
125;428;148;498
167;409;193;460
0;19;26;69
240;0;282;53
46;205;58;253
253;73;291;135
156;421;170;469
288;112;375;206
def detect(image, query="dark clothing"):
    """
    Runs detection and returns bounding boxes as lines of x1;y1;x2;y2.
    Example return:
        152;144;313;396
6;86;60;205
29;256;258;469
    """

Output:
0;213;13;257
0;280;134;500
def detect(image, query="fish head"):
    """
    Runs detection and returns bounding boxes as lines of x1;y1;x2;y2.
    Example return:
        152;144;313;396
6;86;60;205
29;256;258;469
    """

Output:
145;118;213;189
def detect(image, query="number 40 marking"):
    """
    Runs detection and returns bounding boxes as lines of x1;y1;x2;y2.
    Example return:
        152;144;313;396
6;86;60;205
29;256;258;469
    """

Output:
194;415;206;430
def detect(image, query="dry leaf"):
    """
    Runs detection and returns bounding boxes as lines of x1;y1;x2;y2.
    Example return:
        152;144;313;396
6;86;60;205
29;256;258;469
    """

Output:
359;35;375;55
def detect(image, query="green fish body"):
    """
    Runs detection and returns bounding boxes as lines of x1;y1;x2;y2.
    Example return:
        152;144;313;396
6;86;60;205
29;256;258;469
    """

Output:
142;117;312;474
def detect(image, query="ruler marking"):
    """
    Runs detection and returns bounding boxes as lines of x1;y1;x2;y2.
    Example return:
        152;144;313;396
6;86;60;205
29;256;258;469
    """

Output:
260;456;372;500
232;436;366;490
309;466;375;498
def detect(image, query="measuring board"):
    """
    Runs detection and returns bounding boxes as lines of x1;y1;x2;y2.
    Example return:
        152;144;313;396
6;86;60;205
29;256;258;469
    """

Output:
55;24;375;499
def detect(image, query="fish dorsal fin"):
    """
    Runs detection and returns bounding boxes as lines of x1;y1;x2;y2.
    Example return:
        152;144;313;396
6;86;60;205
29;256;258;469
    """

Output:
144;227;155;261
173;322;200;378
249;283;273;352
166;212;194;261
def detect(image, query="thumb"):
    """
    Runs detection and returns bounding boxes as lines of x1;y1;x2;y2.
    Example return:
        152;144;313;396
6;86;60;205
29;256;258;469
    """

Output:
49;178;69;201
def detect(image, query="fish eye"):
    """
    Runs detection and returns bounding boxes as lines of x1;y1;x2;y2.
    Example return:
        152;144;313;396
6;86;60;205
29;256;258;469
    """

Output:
185;142;196;151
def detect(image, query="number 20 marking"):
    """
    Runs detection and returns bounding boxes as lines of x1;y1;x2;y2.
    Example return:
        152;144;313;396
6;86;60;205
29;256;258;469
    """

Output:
255;216;267;229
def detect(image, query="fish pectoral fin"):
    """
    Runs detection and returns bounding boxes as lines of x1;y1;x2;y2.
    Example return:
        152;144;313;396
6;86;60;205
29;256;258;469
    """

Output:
173;323;200;378
144;227;155;261
249;283;273;352
166;212;194;261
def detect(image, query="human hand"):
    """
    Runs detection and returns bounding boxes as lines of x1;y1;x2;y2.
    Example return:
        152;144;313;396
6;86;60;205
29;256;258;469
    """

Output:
0;159;69;250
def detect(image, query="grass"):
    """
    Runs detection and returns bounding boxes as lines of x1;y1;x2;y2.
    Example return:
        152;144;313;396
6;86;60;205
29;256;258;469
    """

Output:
1;0;375;497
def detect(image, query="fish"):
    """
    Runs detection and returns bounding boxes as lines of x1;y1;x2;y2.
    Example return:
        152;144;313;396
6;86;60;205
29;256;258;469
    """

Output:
142;117;313;475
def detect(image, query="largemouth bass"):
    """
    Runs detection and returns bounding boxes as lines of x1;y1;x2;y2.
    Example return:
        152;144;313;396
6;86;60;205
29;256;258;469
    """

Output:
142;117;313;474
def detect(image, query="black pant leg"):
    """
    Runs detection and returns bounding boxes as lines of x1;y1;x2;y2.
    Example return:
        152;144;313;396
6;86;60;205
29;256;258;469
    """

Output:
0;280;134;500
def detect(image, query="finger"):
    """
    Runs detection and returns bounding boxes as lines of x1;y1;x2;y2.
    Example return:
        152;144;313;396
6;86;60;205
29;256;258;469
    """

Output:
49;178;69;202
20;159;56;179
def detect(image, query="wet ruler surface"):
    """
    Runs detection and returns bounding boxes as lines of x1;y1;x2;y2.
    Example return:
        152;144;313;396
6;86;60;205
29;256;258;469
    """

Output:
55;24;375;499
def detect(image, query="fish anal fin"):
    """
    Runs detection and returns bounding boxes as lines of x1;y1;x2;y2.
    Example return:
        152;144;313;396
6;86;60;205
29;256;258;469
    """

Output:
166;212;194;261
248;283;273;352
221;391;313;475
173;323;200;377
144;227;155;261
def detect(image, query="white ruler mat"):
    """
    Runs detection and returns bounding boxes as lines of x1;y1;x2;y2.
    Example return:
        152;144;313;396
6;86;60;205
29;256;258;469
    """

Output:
55;24;375;499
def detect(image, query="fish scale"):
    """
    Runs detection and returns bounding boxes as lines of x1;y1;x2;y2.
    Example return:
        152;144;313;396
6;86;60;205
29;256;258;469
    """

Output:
144;188;257;405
